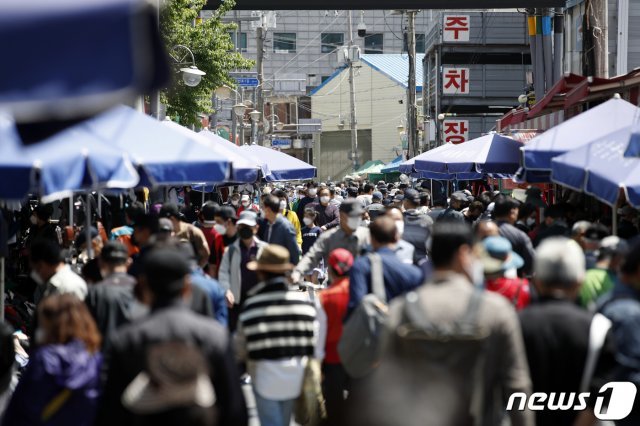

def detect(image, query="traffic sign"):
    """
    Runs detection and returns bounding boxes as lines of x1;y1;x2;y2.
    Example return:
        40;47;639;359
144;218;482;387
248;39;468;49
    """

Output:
235;77;259;87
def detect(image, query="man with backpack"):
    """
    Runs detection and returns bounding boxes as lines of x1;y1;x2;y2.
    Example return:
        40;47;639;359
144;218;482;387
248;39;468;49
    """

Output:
349;222;534;426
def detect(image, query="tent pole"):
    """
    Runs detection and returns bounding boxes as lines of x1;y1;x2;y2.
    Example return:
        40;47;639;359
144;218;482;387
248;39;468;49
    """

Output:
613;207;618;236
0;257;4;322
97;190;102;218
86;193;93;259
69;195;74;227
430;180;433;206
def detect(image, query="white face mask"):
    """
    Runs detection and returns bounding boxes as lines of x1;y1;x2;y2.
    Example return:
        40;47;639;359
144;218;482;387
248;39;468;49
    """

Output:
241;200;250;207
30;215;38;225
30;270;44;286
320;196;330;204
395;220;405;237
347;216;361;231
526;217;536;227
231;199;239;206
307;188;317;197
214;224;227;235
279;200;287;211
303;217;314;226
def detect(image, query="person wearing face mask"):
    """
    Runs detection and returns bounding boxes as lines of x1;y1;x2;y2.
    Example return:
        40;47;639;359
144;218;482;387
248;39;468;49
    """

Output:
218;211;267;332
346;217;423;318
197;202;225;278
227;192;241;212
159;203;210;269
312;187;340;232
351;222;534;426
272;189;302;247
30;239;88;304
385;208;415;265
213;206;239;248
237;194;259;215
257;195;300;264
514;203;537;235
295;183;318;222
291;200;371;284
26;204;60;248
85;242;144;345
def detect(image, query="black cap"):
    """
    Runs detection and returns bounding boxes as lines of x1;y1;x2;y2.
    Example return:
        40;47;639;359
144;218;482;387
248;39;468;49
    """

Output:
271;189;286;198
75;226;99;248
450;191;468;202
143;248;191;297
382;198;393;206
216;206;237;221
346;187;358;198
100;241;129;263
159;203;180;219
403;188;420;204
339;199;364;216
200;202;219;221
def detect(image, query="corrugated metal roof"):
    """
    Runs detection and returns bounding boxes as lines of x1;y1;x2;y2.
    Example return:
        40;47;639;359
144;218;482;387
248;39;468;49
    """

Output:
310;53;424;96
360;54;425;91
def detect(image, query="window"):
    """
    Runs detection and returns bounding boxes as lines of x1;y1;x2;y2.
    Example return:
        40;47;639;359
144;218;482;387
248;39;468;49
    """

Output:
273;33;296;53
416;33;426;54
364;33;383;54
228;32;247;52
321;33;344;53
321;75;332;83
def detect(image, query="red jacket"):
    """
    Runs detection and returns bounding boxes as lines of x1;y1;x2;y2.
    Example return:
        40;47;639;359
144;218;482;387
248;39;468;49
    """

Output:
200;226;225;276
319;277;350;364
485;277;531;311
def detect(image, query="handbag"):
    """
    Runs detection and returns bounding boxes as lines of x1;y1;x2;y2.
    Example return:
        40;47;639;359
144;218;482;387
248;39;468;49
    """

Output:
294;357;326;425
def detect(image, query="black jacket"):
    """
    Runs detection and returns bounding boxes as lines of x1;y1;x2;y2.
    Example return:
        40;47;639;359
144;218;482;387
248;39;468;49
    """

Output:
98;301;248;426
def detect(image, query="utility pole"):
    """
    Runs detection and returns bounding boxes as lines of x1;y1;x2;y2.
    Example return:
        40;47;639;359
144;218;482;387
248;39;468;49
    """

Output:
256;16;266;145
347;10;359;171
406;10;418;158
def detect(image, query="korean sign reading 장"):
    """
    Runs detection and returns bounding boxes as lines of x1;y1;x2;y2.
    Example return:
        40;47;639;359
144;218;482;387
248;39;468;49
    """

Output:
443;120;469;144
443;15;470;42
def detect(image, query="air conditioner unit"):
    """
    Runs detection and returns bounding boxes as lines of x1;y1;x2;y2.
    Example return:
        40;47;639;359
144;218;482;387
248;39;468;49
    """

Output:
349;45;360;62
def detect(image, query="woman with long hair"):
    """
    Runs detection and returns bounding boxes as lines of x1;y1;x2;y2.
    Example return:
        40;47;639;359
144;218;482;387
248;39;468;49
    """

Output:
3;294;102;426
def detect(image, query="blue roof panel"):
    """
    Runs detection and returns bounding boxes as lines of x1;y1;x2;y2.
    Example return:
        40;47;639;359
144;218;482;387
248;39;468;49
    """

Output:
360;54;425;91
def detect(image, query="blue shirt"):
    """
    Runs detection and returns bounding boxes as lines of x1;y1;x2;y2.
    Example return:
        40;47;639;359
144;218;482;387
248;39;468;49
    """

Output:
347;246;424;316
190;270;228;326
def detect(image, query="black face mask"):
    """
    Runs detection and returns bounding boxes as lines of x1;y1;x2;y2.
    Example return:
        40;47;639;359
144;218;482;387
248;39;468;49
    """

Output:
238;227;254;240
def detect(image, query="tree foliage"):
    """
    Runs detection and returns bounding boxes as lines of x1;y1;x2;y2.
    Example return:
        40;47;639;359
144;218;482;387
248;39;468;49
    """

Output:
160;0;253;126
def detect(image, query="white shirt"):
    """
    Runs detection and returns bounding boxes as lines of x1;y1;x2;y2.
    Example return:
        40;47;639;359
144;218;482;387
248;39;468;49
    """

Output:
46;265;88;301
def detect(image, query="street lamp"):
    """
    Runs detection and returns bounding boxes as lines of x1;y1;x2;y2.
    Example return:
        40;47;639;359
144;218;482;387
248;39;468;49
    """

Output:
170;45;206;88
233;103;247;117
249;110;261;144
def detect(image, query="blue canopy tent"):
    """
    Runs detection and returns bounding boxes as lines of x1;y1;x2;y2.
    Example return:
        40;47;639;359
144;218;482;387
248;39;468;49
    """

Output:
0;114;139;202
414;133;522;175
522;97;640;174
399;158;415;174
399;157;483;180
198;129;268;181
78;106;231;186
550;125;640;234
241;144;316;181
159;121;259;183
0;0;169;123
380;156;404;174
624;125;640;157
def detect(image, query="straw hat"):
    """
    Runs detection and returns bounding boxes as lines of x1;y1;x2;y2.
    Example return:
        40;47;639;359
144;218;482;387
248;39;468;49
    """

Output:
247;244;294;273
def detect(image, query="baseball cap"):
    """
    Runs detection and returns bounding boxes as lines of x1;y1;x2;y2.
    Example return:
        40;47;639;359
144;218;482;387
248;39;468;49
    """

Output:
339;199;364;216
159;203;180;219
237;211;258;227
393;193;404;202
372;191;383;201
216;206;237;221
328;248;354;276
241;194;251;202
158;218;173;233
403;188;420;204
100;241;129;263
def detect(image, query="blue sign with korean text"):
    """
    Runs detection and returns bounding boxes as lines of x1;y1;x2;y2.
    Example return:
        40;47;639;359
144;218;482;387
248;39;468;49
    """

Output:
235;77;259;87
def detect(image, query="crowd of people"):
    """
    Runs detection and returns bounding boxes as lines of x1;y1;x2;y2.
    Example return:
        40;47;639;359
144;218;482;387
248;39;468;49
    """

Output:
0;179;640;425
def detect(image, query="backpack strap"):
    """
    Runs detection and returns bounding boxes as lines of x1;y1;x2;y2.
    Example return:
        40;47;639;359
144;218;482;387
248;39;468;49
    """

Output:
368;253;386;302
458;287;483;327
580;313;612;393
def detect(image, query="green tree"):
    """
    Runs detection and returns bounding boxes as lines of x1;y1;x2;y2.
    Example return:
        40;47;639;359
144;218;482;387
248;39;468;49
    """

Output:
160;0;253;126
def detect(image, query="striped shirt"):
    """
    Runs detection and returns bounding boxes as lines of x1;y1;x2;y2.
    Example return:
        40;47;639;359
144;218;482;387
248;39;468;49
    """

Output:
239;278;316;360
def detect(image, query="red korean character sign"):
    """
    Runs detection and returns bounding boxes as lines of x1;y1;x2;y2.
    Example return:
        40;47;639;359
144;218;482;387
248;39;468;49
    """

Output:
442;67;470;95
443;15;470;42
443;120;469;144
